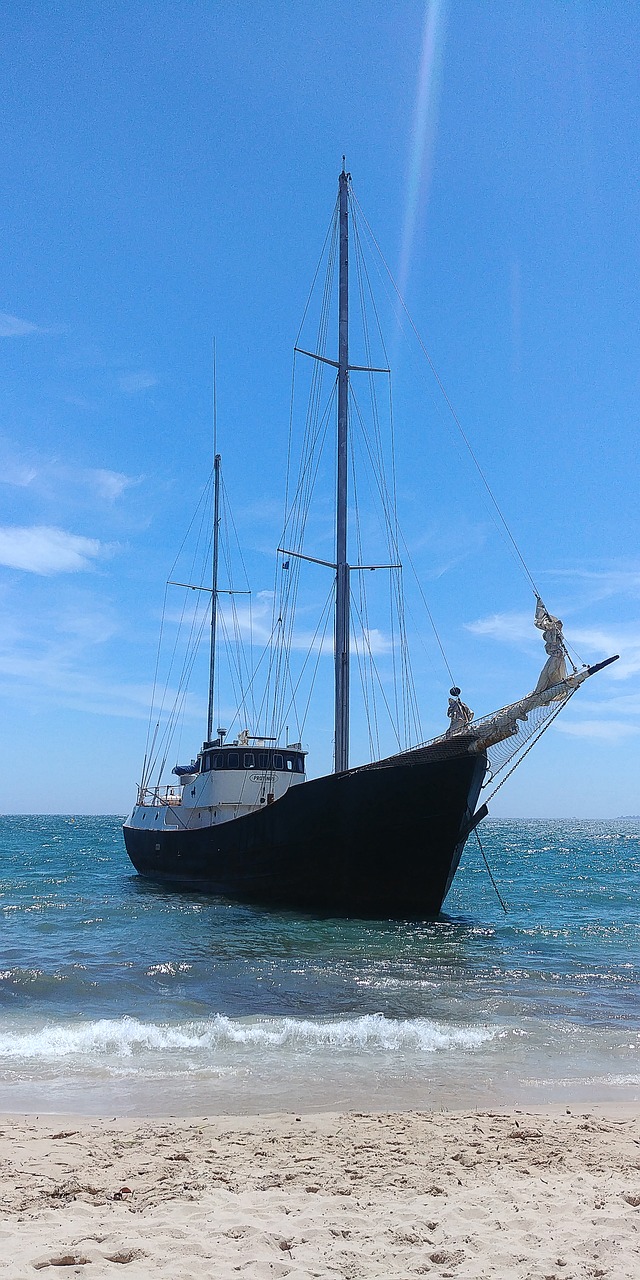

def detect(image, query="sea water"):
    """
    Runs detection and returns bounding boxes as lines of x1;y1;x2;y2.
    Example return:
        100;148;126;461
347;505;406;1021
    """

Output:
0;815;638;1115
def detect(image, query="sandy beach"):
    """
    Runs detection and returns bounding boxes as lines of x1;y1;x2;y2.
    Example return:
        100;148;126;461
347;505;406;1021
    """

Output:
1;1106;638;1278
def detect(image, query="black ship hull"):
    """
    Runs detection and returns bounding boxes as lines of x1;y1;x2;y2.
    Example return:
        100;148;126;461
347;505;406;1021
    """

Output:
123;742;487;917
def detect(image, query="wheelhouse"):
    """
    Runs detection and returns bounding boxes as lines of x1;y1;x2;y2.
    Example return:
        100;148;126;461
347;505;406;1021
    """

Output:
198;747;306;774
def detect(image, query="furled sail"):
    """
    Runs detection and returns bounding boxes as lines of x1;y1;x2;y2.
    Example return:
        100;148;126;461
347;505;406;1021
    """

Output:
533;596;569;693
467;666;589;755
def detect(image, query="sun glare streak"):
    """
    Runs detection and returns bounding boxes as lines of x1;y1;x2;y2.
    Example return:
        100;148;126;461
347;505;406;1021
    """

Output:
398;0;447;301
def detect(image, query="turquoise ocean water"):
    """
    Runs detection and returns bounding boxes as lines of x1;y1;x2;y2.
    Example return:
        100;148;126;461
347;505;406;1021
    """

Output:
0;815;638;1115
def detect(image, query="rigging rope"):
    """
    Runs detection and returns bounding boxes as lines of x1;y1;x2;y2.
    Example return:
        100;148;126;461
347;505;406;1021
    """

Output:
267;208;340;741
144;479;214;786
350;189;541;600
272;580;336;742
350;592;403;752
474;828;508;914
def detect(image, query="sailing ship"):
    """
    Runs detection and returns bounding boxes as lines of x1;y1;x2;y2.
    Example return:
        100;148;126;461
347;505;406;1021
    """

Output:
123;166;617;916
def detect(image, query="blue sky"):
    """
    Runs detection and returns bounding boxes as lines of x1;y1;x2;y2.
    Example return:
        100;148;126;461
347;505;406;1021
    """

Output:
1;0;638;815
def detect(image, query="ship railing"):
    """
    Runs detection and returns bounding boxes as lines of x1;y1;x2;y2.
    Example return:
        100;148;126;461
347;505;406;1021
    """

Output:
136;785;182;807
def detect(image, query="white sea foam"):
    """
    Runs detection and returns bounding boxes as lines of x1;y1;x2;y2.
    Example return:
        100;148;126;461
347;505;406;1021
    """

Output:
0;1013;498;1062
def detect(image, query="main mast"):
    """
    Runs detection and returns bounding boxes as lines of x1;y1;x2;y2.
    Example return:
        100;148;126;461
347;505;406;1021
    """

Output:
334;163;350;773
206;451;221;743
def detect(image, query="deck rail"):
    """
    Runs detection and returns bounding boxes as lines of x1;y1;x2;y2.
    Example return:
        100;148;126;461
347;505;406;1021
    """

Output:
136;785;182;807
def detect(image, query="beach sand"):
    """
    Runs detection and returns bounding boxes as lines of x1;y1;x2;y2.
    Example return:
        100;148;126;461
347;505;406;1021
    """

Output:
0;1107;638;1278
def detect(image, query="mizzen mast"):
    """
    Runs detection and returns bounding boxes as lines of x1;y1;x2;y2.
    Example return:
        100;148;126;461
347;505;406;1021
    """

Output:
334;160;350;774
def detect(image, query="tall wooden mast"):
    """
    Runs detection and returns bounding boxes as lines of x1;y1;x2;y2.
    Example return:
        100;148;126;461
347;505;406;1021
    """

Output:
206;452;221;744
334;162;350;774
207;347;221;744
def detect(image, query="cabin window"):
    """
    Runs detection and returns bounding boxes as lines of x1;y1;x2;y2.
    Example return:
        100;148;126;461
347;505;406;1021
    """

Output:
273;753;283;770
227;752;239;768
257;752;268;768
244;753;255;768
205;754;212;771
285;756;293;771
215;753;224;769
295;755;304;773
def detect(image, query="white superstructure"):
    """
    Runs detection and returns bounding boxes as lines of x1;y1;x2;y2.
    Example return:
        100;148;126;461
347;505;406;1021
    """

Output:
127;738;307;832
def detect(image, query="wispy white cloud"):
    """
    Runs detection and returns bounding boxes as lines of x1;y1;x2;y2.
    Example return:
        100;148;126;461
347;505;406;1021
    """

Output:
0;461;39;487
466;610;534;646
54;601;120;644
0;648;196;721
119;370;157;393
62;393;99;411
0;526;106;575
408;516;489;579
0;311;49;337
83;468;137;502
0;594;200;722
579;691;640;717
354;627;393;657
0;441;139;506
568;625;640;681
545;566;640;603
555;719;640;743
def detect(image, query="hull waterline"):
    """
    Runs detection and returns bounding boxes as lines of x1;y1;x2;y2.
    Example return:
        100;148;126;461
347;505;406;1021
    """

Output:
123;747;487;918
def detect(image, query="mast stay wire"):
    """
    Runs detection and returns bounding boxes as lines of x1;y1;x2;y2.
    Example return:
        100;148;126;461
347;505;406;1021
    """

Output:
219;486;258;728
346;378;461;690
348;378;423;739
349;379;441;712
350;190;541;600
269;382;336;740
281;211;339;549
349;401;423;749
270;313;337;732
148;595;211;788
140;579;169;790
351;209;403;745
294;199;340;350
150;593;208;783
298;586;337;740
267;212;339;737
350;592;403;752
348;209;427;733
142;471;216;784
273;594;327;748
224;614;287;742
148;577;209;784
352;198;427;737
281;205;339;551
396;524;458;689
144;480;214;786
272;580;336;743
349;433;380;759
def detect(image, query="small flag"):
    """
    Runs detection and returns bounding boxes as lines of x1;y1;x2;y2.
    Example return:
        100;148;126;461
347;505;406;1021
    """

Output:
282;560;290;570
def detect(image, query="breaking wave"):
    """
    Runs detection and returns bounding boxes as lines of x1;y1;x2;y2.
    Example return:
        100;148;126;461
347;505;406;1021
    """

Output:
0;1013;499;1061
